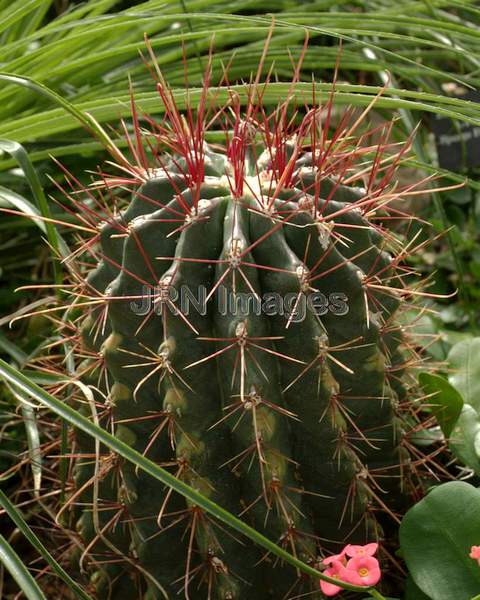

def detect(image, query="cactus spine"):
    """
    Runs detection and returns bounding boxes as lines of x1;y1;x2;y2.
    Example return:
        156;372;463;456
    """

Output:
66;57;425;600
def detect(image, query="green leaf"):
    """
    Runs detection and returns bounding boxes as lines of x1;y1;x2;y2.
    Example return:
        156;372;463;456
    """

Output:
5;382;43;495
400;481;480;600
1;78;480;142
0;331;27;364
0;489;92;600
0;184;46;232
0;139;68;265
0;0;48;37
449;404;480;475
0;139;68;296
0;77;120;153
446;339;480;473
448;338;480;412
409;426;444;447
418;372;463;438
0;534;47;600
404;575;431;600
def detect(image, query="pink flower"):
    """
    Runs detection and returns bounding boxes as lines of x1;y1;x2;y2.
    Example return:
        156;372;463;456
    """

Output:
470;546;480;565
344;555;382;586
323;549;347;566
320;560;348;597
319;543;382;595
344;542;378;558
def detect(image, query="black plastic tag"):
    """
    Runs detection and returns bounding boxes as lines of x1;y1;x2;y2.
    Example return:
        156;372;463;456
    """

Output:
430;90;480;171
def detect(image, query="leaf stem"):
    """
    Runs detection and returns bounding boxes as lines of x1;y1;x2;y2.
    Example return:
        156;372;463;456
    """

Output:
368;589;387;600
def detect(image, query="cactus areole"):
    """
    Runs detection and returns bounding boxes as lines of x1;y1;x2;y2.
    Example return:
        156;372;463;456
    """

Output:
69;49;426;600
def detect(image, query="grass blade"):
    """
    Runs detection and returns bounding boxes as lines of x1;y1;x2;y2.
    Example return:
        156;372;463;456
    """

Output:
0;489;93;600
0;184;46;233
0;140;68;287
5;382;42;496
0;534;47;600
0;75;131;155
0;0;48;38
0;332;27;364
1;78;480;145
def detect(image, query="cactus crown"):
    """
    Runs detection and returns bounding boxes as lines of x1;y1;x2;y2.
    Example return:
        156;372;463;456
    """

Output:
53;42;434;600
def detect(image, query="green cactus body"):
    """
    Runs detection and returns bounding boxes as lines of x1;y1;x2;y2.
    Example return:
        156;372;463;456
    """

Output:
70;87;420;599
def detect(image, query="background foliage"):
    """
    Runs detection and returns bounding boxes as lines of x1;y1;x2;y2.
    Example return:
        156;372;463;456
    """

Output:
1;1;479;599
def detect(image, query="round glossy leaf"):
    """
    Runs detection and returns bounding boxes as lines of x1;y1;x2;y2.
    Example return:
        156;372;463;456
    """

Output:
404;575;431;600
448;338;480;412
418;372;463;438
400;481;480;600
450;405;480;475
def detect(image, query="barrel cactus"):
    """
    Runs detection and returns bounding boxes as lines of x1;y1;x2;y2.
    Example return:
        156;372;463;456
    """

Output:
64;57;427;600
